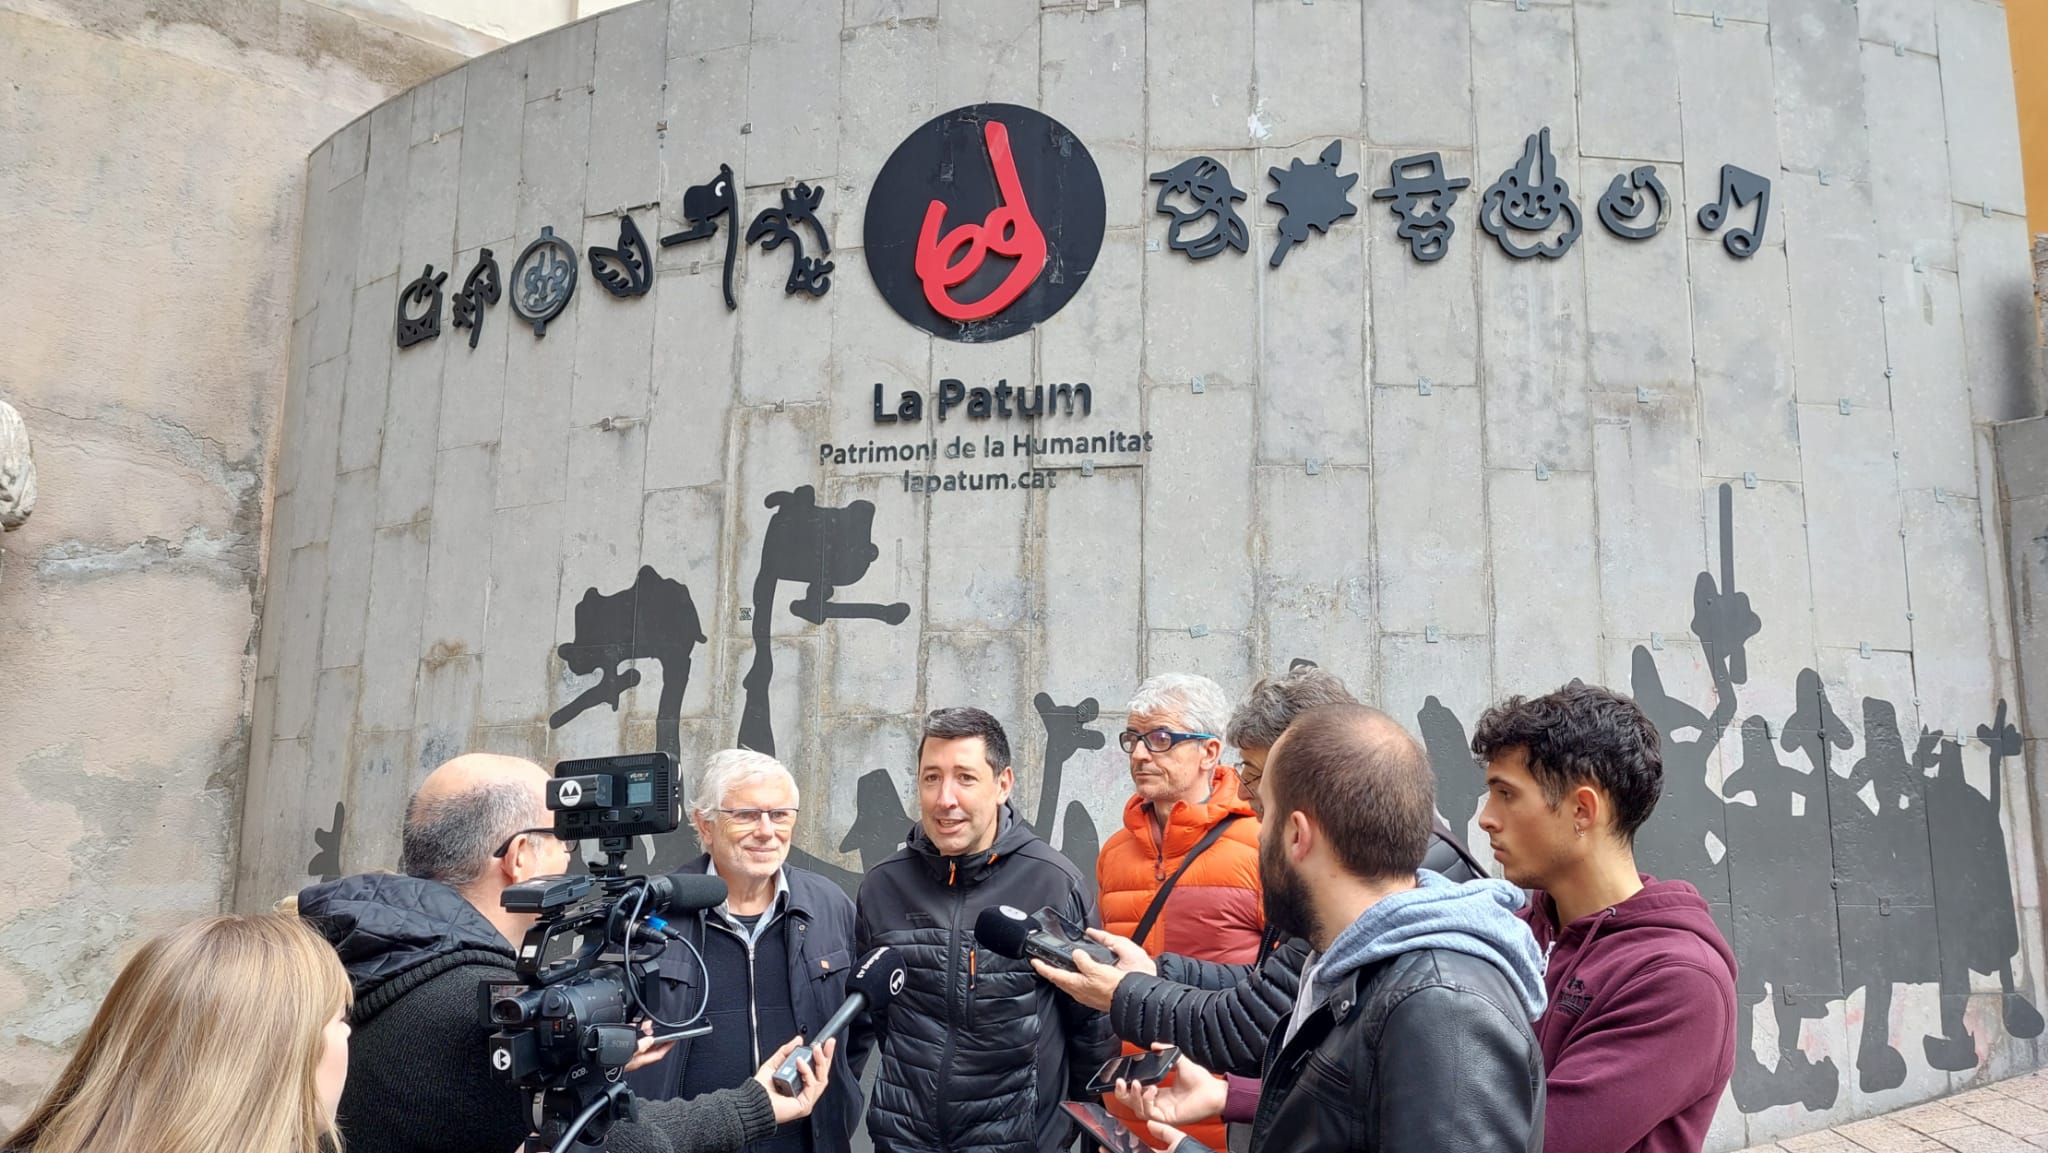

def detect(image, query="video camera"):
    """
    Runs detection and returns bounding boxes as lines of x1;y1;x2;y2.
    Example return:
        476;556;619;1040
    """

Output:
481;752;723;1152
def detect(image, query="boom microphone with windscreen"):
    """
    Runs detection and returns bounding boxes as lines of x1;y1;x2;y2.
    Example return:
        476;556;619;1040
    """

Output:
973;904;1119;972
641;872;729;917
770;946;907;1097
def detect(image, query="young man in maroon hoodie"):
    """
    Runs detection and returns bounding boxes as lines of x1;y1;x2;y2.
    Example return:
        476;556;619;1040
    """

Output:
1472;682;1738;1153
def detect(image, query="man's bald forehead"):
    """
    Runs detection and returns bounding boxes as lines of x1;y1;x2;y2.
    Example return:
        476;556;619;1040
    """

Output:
416;752;549;804
1269;703;1420;768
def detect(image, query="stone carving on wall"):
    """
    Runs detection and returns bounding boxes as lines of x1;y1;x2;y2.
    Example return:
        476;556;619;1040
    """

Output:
0;398;36;588
0;400;35;534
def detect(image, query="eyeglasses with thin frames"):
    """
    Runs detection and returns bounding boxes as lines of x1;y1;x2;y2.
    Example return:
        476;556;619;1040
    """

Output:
714;807;800;828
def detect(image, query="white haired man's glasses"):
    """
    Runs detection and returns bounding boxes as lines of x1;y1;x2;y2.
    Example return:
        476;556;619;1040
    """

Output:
715;807;800;828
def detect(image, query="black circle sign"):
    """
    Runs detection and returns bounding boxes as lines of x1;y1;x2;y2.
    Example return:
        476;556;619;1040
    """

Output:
864;104;1105;343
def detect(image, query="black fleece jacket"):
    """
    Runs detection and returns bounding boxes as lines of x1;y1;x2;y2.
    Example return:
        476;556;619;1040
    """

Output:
300;874;779;1153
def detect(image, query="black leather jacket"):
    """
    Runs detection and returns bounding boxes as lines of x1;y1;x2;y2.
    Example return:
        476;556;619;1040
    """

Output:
1110;819;1486;1076
1232;947;1546;1153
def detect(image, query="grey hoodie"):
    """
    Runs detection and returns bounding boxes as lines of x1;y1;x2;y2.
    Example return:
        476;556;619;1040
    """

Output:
1287;869;1549;1045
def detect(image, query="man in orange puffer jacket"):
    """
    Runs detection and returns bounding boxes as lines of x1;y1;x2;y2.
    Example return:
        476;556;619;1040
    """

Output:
1095;673;1264;1151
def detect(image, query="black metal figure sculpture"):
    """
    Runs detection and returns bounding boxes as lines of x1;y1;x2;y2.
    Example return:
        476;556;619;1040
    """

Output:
450;248;501;350
1597;165;1670;240
510;225;578;337
1697;164;1771;258
588;213;653;298
746;183;834;297
1478;128;1581;259
395;264;449;348
1371;152;1471;262
661;163;739;310
1150;156;1250;260
1265;140;1358;268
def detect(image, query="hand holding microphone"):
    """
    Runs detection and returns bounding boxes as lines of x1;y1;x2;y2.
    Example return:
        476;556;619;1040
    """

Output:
767;946;907;1100
974;905;1119;971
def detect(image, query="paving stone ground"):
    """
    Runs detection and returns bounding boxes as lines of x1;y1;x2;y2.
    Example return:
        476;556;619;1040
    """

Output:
1741;1071;2048;1153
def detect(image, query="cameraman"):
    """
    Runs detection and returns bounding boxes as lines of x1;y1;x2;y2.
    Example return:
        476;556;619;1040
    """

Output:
299;753;833;1153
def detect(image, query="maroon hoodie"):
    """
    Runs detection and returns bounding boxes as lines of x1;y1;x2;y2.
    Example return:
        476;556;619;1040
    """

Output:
1521;876;1737;1153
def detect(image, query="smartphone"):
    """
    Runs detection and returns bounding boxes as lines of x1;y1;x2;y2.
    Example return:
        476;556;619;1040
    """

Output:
1063;1102;1151;1153
1083;1046;1181;1095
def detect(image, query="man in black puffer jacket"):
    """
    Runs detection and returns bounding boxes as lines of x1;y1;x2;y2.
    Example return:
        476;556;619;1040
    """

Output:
855;708;1116;1153
299;753;832;1153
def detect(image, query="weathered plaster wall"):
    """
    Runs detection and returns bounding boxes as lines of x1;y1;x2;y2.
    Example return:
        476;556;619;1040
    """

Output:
0;0;461;1125
247;0;2045;1146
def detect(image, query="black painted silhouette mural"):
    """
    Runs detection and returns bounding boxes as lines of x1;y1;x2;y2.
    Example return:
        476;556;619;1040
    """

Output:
738;485;910;754
1835;699;1943;1092
549;565;709;866
481;464;2047;1116
309;801;345;882
1373;482;2042;1113
1027;691;1109;900
1926;703;2044;1063
1726;707;1844;1112
1418;695;1484;837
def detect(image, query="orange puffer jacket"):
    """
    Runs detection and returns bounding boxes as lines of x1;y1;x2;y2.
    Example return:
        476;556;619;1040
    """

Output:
1095;764;1264;1150
1097;764;1265;959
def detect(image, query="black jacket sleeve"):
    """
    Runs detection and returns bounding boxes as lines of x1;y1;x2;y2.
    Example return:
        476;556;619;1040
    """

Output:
1372;985;1544;1153
612;1081;780;1153
1153;953;1255;992
1061;880;1119;1101
1109;937;1306;1078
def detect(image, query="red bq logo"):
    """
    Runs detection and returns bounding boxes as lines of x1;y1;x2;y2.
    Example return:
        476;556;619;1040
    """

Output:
866;104;1104;343
914;121;1049;322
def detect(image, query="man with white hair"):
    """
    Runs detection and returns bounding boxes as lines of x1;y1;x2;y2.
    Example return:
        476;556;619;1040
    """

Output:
1095;674;1264;1150
628;749;868;1153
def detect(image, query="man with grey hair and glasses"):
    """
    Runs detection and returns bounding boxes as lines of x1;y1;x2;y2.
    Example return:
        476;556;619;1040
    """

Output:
628;749;869;1153
299;752;835;1153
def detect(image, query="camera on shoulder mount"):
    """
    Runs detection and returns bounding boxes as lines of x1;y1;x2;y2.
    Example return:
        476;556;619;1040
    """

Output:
482;752;725;1152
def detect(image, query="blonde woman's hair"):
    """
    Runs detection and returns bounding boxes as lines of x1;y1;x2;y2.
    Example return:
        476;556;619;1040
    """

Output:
6;914;352;1153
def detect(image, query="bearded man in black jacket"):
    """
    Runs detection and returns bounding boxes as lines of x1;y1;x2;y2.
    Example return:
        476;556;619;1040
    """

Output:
1037;667;1487;1092
298;753;833;1153
854;707;1117;1153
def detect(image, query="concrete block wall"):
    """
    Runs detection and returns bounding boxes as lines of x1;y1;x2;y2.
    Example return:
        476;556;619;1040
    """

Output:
244;0;2047;1144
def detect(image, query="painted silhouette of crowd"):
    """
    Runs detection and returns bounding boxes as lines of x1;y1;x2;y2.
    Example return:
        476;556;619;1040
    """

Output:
533;480;2039;1119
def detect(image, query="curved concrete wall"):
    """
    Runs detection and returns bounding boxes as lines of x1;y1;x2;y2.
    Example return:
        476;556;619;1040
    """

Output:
246;0;2047;1144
